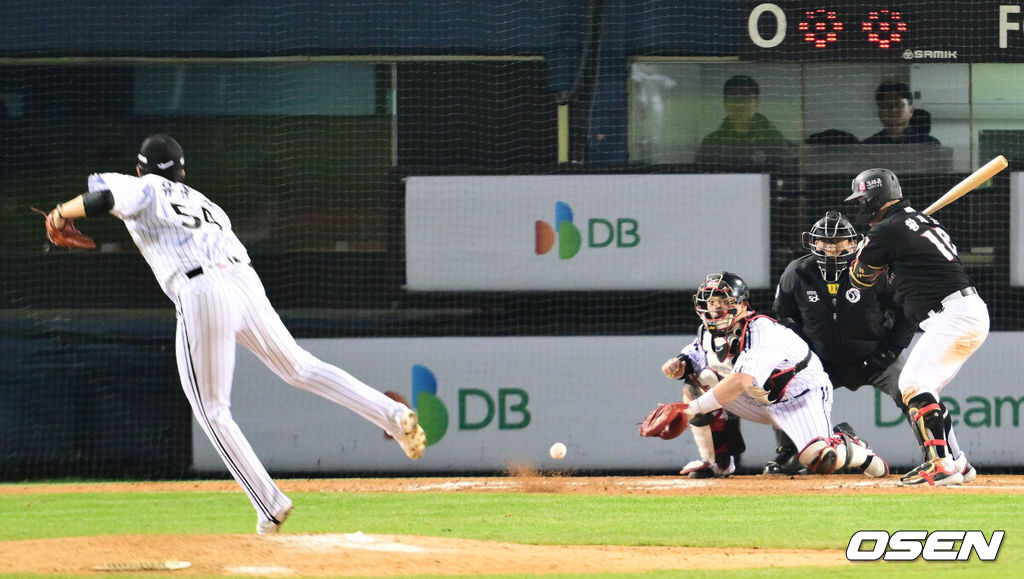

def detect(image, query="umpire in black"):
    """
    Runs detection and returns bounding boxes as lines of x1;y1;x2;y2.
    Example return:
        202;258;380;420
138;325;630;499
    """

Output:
765;210;918;474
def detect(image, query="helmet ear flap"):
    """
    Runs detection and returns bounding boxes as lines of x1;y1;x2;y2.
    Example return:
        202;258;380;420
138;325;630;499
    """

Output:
847;168;902;223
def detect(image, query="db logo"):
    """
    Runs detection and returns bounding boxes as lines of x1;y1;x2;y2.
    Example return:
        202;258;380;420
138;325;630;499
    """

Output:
846;530;1004;561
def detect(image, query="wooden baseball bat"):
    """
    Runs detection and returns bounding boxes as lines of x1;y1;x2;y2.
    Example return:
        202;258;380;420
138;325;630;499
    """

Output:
922;155;1008;215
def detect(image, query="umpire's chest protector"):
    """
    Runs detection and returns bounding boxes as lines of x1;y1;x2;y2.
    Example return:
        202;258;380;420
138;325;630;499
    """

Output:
796;275;890;362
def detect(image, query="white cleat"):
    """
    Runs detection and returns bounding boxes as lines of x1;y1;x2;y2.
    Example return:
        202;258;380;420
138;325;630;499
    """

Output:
899;458;964;487
393;407;426;460
257;505;293;535
680;457;735;479
955;453;977;483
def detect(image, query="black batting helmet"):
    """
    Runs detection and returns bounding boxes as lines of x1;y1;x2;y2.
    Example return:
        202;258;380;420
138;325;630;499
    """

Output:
693;272;750;334
801;211;861;282
137;134;185;181
845;168;902;224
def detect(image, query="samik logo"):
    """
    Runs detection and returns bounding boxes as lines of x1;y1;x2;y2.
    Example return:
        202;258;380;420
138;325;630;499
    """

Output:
535;201;640;260
408;365;533;445
847;530;1004;561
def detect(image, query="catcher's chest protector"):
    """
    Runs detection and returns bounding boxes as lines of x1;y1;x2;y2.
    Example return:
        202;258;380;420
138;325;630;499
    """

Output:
701;330;739;376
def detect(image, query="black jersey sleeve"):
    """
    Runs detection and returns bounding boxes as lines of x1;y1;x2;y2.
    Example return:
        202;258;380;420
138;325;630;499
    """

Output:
772;266;802;329
877;274;917;348
850;225;893;288
855;222;894;269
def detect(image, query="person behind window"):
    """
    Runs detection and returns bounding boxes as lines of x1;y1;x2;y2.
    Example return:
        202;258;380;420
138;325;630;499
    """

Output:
695;75;792;171
631;63;677;147
862;81;940;145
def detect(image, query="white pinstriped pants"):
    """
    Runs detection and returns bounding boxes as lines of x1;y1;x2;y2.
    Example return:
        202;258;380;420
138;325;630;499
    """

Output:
172;263;404;525
721;383;834;451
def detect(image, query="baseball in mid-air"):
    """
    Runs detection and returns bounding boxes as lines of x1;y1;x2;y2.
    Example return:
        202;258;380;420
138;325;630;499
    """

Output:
549;442;567;460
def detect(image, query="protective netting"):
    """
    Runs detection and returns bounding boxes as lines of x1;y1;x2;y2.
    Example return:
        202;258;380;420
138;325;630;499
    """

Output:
2;1;1023;478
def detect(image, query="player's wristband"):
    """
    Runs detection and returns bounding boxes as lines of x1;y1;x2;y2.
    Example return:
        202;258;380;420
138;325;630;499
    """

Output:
689;389;723;415
673;354;693;380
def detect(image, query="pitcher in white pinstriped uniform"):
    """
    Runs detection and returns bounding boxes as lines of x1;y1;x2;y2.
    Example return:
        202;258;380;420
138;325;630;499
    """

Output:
40;134;426;534
660;272;889;478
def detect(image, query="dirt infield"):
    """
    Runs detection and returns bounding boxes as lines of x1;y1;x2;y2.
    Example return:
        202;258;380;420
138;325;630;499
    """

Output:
2;474;1021;576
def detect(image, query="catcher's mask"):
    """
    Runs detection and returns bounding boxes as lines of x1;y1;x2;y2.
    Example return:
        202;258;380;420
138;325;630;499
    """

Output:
845;167;902;225
693;272;749;334
801;210;861;283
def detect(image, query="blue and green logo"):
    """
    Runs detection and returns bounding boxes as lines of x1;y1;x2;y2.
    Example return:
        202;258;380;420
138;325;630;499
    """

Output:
535;201;581;259
535;201;640;260
412;364;449;446
408;364;533;446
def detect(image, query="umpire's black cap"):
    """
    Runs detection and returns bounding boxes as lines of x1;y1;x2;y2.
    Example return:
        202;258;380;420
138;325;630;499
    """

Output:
137;134;185;180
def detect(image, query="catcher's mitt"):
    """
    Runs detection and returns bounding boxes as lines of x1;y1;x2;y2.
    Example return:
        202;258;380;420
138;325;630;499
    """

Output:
31;207;96;249
638;402;690;440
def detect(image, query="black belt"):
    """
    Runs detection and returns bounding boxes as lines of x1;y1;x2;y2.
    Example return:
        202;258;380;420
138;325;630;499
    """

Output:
929;286;977;316
185;258;248;279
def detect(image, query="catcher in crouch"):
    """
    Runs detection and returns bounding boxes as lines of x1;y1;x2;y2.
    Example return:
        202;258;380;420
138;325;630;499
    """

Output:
647;271;888;478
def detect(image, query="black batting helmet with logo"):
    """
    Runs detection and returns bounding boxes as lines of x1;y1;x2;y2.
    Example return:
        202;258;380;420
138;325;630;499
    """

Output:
802;211;861;282
845;168;902;224
137;134;185;182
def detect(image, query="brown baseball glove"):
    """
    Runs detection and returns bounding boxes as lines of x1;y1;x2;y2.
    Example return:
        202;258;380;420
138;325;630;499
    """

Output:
638;402;690;440
31;207;96;249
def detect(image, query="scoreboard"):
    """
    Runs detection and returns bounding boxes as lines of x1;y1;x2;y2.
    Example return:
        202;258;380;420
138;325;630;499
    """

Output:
742;1;1024;62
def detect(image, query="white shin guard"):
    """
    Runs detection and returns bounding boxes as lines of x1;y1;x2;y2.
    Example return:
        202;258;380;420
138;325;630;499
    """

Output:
691;424;715;464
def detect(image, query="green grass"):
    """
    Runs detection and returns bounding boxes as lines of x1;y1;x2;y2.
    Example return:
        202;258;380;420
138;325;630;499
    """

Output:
0;488;1019;577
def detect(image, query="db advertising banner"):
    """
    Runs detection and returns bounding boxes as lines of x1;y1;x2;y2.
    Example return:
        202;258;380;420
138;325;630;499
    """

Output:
194;333;1022;474
405;174;771;290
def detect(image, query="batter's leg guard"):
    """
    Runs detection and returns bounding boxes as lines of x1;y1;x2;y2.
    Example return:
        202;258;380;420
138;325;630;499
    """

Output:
942;405;964;459
892;390;928;462
907;393;950;461
900;393;963;486
906;410;928;462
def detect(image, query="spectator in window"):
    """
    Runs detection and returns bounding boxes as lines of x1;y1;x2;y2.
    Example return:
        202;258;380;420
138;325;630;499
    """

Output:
695;75;793;171
862;81;940;145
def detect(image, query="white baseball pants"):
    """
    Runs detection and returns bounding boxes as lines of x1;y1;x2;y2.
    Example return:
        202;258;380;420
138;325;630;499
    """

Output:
900;291;989;397
173;263;406;525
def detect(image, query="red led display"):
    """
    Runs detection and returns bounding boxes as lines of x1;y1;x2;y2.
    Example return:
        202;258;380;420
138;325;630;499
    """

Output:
862;9;908;49
744;1;1022;62
798;9;844;49
796;7;908;50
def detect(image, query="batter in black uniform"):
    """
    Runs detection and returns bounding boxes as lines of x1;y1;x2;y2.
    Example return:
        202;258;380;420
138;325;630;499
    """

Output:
845;168;989;486
766;211;918;475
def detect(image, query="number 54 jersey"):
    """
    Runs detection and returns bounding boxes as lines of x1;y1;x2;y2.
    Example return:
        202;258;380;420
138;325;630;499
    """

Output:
854;202;974;324
89;172;251;300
